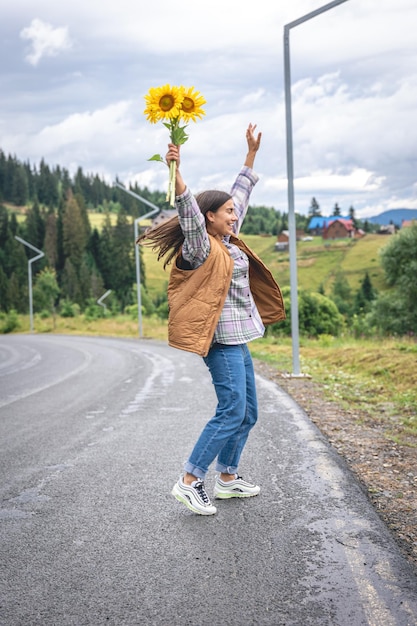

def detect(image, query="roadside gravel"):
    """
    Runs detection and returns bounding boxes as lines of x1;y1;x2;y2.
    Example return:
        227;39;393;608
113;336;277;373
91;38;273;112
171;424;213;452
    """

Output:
255;359;417;569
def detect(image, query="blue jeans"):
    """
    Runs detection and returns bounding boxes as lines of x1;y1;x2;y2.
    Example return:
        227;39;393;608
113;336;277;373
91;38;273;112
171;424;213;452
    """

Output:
184;343;258;479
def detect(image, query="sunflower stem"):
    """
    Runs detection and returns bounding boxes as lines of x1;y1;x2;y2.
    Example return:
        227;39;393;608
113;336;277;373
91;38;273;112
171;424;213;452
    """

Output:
171;159;176;206
167;159;176;207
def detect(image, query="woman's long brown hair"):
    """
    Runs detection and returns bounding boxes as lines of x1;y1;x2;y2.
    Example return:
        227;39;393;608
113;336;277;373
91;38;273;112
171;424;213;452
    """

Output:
136;189;232;269
136;214;183;269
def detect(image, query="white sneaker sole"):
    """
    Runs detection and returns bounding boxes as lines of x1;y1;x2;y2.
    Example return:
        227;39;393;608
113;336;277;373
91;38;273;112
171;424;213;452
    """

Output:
214;490;260;499
214;481;261;499
171;483;217;515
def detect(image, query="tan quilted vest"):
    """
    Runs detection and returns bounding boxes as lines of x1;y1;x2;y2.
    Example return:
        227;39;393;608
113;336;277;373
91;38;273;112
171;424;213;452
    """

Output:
167;234;285;356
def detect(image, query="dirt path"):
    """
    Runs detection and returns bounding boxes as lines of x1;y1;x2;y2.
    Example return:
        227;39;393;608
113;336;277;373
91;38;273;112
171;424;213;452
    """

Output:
255;360;417;569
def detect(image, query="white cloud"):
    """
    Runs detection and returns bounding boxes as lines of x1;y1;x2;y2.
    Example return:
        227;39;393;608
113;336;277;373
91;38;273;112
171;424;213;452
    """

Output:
20;18;72;66
37;101;132;146
266;168;384;194
2;101;137;181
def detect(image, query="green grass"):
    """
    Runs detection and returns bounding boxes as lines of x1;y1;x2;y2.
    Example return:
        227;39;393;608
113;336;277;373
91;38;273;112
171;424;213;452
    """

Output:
88;212;120;229
249;335;417;446
340;234;388;291
141;245;170;301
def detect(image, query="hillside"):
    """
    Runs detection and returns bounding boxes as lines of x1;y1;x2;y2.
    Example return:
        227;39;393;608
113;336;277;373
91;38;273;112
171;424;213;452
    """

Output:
365;208;417;226
142;233;390;299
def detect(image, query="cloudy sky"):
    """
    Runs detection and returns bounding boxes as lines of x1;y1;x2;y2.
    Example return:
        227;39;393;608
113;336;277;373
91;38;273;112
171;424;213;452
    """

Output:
1;0;416;218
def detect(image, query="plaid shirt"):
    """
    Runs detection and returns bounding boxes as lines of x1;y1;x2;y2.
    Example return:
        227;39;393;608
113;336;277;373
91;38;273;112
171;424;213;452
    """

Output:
176;166;265;345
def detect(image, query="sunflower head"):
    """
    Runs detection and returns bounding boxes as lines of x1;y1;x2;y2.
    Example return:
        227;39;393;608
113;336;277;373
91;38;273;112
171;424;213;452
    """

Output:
179;86;206;123
144;84;184;123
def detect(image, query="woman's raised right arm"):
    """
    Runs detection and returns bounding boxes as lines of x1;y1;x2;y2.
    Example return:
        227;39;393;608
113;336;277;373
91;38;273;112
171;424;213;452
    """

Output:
166;143;210;267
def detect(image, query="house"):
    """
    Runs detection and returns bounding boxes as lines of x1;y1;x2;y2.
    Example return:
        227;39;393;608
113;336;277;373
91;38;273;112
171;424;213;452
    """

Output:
323;218;356;240
378;224;396;235
308;215;351;236
274;229;305;251
137;208;176;235
275;230;289;251
151;209;177;228
402;219;415;229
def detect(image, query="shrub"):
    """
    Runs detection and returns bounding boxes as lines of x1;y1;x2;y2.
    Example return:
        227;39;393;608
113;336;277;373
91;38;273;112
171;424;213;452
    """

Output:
60;299;80;318
156;301;169;319
0;309;19;334
367;293;412;336
270;287;344;337
84;299;105;321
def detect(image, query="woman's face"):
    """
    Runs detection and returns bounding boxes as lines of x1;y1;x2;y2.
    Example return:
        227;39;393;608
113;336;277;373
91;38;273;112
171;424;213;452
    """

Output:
206;200;237;238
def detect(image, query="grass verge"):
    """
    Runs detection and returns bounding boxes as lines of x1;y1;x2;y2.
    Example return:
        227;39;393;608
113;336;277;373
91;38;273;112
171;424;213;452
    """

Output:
250;335;417;447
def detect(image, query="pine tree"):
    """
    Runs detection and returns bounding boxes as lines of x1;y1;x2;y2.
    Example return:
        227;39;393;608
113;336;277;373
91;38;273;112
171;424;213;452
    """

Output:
308;197;321;217
361;271;376;301
62;190;88;270
349;205;358;228
37;159;59;207
331;271;353;317
61;258;79;304
78;257;92;304
97;213;114;289
0;204;8;249
56;198;65;275
0;206;29;312
354;272;376;314
0;266;10;311
24;199;45;250
111;208;136;309
0;151;6;201
8;271;26;313
61;190;91;307
11;165;29;206
44;209;58;269
87;228;101;271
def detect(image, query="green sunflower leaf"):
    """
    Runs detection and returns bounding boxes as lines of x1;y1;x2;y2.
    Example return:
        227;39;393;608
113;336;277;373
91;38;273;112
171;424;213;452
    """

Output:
171;125;189;146
148;154;165;163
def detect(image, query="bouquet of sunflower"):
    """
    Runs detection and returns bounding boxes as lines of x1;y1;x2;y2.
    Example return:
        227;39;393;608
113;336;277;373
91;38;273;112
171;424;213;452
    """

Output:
144;84;206;206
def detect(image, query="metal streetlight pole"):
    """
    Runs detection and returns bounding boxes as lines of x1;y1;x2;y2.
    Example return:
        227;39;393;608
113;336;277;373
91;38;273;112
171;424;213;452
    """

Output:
113;182;160;337
14;236;45;333
284;0;349;375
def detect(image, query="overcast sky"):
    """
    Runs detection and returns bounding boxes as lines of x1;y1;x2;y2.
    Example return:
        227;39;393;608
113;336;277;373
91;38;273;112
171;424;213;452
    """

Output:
1;1;416;218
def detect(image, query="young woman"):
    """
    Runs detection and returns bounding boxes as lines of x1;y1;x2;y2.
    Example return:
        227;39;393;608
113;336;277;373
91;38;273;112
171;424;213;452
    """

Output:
138;124;285;515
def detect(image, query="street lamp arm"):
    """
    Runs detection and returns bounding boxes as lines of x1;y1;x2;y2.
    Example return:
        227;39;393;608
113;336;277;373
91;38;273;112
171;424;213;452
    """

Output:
97;289;112;310
14;236;45;262
285;0;349;31
113;181;160;219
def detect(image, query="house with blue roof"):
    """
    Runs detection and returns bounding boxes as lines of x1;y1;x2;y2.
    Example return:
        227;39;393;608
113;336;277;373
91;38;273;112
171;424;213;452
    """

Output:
308;215;351;235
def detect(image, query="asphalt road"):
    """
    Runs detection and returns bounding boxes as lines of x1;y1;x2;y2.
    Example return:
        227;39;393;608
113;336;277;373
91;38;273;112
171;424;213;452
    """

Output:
0;334;416;626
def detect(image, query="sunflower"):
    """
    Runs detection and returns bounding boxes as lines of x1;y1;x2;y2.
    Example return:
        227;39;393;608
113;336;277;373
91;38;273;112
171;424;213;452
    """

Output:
144;84;184;123
179;86;206;123
143;84;206;206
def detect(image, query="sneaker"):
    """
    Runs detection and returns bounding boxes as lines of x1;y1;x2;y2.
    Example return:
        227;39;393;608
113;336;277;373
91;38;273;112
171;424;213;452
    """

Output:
214;475;260;499
171;478;217;515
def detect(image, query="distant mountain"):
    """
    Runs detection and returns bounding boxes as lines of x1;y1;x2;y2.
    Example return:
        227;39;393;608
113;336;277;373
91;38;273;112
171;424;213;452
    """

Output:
365;208;417;226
